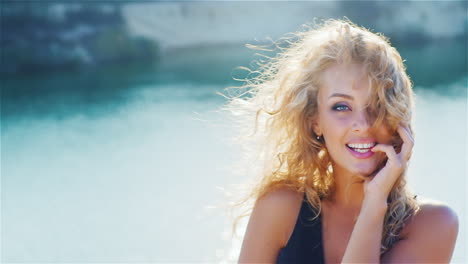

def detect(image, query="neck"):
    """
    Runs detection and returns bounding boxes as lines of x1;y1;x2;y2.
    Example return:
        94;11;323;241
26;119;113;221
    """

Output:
326;164;366;211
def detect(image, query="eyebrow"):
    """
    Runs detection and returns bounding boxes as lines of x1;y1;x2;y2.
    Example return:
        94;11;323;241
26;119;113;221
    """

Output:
328;93;354;100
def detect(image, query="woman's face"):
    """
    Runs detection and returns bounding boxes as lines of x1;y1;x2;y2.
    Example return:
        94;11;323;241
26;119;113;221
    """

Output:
313;63;394;177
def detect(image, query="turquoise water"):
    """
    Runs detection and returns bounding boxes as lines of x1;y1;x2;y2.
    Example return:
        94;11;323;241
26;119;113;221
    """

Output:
2;41;466;262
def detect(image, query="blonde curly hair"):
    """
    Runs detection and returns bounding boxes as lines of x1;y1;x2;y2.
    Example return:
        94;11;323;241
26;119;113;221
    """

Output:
220;18;420;257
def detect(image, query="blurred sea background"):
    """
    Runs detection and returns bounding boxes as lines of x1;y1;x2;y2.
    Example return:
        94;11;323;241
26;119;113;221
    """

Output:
1;1;466;263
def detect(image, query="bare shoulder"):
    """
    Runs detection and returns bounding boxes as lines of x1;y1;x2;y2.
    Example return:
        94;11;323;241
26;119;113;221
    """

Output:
251;187;304;245
256;187;303;212
238;187;303;263
382;197;459;263
409;198;459;232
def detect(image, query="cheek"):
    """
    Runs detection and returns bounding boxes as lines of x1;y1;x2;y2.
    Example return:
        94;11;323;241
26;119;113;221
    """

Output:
377;128;395;145
322;114;352;138
322;120;351;153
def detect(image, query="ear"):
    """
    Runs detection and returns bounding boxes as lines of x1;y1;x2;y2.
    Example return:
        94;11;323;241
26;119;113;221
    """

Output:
311;116;321;136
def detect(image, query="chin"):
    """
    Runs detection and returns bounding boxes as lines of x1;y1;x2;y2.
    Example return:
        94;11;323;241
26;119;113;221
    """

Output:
351;165;378;177
333;158;382;178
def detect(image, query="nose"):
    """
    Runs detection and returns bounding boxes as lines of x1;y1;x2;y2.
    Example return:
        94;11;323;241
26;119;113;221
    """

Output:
352;109;371;132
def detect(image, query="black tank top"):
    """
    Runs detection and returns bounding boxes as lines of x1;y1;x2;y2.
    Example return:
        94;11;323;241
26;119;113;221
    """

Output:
276;195;325;263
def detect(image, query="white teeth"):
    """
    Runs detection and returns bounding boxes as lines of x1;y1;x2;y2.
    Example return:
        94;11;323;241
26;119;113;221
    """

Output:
347;142;376;149
353;148;370;153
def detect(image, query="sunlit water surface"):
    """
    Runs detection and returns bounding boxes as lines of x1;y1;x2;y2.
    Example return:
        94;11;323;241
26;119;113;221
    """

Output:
2;45;466;263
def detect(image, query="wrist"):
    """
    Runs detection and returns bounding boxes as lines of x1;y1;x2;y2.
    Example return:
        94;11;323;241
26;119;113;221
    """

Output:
362;196;388;214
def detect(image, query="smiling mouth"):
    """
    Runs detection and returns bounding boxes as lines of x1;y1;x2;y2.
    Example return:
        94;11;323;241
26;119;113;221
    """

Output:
346;142;377;153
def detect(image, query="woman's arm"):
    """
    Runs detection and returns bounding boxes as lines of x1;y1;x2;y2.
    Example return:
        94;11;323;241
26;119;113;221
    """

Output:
238;188;303;263
341;124;410;263
342;124;458;263
342;199;459;264
341;198;388;263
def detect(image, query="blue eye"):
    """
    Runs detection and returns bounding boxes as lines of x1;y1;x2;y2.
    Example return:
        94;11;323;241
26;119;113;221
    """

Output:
332;104;350;111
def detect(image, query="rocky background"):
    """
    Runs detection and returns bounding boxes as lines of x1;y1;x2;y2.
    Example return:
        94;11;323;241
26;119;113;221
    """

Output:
1;3;158;74
1;1;466;75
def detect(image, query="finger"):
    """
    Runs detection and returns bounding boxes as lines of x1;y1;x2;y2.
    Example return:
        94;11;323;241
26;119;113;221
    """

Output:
369;144;402;192
397;125;414;161
398;124;414;144
371;144;400;168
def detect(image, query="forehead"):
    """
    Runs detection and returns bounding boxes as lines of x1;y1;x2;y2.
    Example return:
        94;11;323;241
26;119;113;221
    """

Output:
320;63;370;98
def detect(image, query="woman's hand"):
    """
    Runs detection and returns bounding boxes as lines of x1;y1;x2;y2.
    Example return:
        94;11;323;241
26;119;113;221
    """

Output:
363;124;414;202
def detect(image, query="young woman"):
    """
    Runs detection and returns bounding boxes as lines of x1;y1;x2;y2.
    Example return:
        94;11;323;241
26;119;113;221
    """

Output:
222;19;459;263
